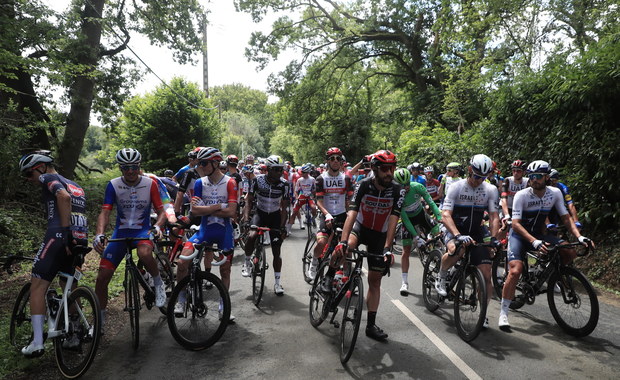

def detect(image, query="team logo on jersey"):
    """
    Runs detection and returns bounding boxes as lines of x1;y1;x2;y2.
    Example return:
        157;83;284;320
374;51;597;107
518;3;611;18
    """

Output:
67;183;85;197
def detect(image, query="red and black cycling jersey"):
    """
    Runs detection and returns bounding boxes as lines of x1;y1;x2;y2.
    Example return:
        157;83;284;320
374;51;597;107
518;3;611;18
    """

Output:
349;177;405;233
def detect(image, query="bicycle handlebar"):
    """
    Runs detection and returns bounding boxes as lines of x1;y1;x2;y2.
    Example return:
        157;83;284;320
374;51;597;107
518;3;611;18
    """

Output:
178;242;227;266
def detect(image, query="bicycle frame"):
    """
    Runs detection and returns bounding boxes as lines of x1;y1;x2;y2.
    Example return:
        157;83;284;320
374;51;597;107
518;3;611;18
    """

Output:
46;269;85;339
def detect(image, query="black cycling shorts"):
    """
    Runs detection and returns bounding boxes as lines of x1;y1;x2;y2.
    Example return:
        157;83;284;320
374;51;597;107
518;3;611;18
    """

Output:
317;212;347;237
351;222;387;273
252;211;283;246
32;229;86;282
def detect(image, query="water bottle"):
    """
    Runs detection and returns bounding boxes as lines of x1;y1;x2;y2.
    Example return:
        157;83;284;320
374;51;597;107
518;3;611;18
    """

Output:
47;290;60;319
334;270;344;291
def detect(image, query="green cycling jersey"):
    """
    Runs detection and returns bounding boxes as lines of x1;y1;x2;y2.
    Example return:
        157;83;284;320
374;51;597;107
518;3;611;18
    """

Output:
401;181;442;237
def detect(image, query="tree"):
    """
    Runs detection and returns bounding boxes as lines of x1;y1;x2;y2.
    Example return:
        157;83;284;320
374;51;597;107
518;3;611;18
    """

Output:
114;77;221;173
220;111;266;157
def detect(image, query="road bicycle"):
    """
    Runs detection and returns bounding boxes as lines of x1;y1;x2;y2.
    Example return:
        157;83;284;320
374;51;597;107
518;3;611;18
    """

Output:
422;242;496;342
249;225;281;306
5;246;101;379
302;221;344;284
166;242;230;350
492;241;598;336
308;248;384;363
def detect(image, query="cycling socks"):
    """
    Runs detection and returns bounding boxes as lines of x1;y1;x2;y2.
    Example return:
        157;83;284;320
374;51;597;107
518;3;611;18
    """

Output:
402;273;408;284
32;314;45;346
153;275;163;286
275;272;281;285
500;298;511;316
367;311;377;327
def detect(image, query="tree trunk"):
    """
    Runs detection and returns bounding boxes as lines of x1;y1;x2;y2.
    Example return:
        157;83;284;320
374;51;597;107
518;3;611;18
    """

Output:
57;0;105;178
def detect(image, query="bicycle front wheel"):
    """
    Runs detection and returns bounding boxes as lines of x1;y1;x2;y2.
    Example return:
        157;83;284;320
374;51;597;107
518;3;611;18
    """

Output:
340;275;364;363
492;250;507;299
392;222;403;255
252;245;267;306
309;261;331;327
302;234;317;283
167;272;230;350
454;266;487;342
125;266;141;350
422;250;443;312
10;282;32;348
547;266;599;337
54;286;101;379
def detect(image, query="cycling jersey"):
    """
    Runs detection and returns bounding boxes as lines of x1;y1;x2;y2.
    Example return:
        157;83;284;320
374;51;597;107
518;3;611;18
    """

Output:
316;171;353;216
425;178;441;200
410;174;426;186
177;167;200;197
249;174;290;214
401;182;441;238
144;173;175;219
554;182;573;205
173;164;192;182
192;175;238;227
102;176;164;231
501;176;527;211
442;179;499;236
511;186;568;235
440;175;461;198
295;176;316;196
39;173;88;239
158;176;180;203
350;177;404;233
227;171;242;186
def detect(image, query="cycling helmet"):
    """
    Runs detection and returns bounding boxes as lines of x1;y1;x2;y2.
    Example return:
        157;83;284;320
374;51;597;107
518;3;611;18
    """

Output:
245;154;255;161
301;163;312;173
549;169;560;179
410;162;422;170
326;147;342;158
116;148;142;164
469;154;493;176
424;166;434;173
227;155;239;165
446;162;461;170
19;150;54;172
510;159;527;170
371;150;397;166
394;168;410;186
527;160;551;174
219;161;228;169
196;147;223;161
259;163;268;171
318;163;325;169
163;169;174;176
266;154;285;168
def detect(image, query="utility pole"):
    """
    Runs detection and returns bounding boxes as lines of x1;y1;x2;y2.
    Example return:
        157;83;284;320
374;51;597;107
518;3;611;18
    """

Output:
202;14;209;97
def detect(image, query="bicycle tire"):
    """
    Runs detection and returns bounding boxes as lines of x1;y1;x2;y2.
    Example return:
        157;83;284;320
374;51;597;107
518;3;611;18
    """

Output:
454;266;487;342
125;266;141;350
422;250;443;312
54;286;101;379
302;234;317;284
10;282;32;348
252;244;266;306
309;261;331;327
340;275;364;363
167;272;230;350
492;250;507;299
547;266;599;337
392;222;403;255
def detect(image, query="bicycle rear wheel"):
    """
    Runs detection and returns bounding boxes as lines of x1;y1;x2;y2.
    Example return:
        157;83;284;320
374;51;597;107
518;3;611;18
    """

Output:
392;222;403;255
167;272;230;350
302;234;317;283
454;266;487;342
422;250;443;312
54;286;101;379
309;261;331;327
547;266;599;337
340;275;364;363
252;244;267;306
10;282;32;348
125;266;141;350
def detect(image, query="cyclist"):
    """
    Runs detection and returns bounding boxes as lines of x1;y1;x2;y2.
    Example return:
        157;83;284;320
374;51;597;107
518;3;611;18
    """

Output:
306;147;354;279
438;162;462;203
93;148;167;331
172;148;200;183
323;150;404;341
173;147;238;321
547;169;581;228
393;168;442;296
500;160;528;232
18;151;89;357
424;166;441;205
241;155;290;295
408;162;427;186
286;163;317;232
435;154;501;328
499;160;592;330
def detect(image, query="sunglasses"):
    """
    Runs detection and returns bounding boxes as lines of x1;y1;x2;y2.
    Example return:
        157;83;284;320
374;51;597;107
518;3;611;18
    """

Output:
378;165;395;173
120;164;140;171
22;169;34;178
472;174;487;180
328;156;343;162
528;173;545;180
199;160;214;167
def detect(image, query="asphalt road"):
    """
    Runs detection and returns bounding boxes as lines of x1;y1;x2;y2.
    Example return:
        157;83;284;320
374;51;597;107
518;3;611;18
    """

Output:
87;227;620;379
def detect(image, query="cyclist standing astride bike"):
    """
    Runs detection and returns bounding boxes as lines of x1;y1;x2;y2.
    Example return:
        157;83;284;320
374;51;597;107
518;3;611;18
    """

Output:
286;163;317;232
325;150;404;341
93;148;167;330
499;160;592;330
173;147;238;319
435;154;501;328
18;151;89;357
241;155;290;295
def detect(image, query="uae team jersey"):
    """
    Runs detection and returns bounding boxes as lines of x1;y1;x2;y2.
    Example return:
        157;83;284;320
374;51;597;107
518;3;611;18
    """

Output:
102;176;163;230
192;175;238;227
39;173;88;240
512;186;568;235
316;171;353;215
350;177;404;233
501;176;528;210
249;174;290;214
442;179;499;235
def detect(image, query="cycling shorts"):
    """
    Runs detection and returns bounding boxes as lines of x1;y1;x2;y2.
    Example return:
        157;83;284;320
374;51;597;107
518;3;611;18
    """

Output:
317;212;347;238
187;223;234;253
293;197;315;213
351;222;387;273
252;211;283;246
100;229;153;270
507;232;563;262
33;229;86;282
402;212;433;246
441;227;492;266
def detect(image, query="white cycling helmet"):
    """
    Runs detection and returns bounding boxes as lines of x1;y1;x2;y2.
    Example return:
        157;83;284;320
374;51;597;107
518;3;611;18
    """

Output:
527;160;551;174
19;150;54;172
469;154;493;176
424;166;434;173
266;155;285;168
116;148;141;164
196;147;223;161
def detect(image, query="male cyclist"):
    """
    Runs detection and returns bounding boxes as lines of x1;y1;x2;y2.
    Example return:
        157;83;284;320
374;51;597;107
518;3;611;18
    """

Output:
424;166;441;206
173;147;238;321
438;162;462;204
547;169;581;228
172;148;200;183
18;151;89;357
325;150;404;341
499;160;592;330
287;163;317;231
307;147;353;279
393;168;442;296
408;162;427;186
242;155;290;295
500;160;528;236
435;154;500;328
93;148;167;331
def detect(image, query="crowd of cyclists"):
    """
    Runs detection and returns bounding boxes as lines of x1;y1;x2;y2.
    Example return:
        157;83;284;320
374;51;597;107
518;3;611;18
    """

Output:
15;144;594;362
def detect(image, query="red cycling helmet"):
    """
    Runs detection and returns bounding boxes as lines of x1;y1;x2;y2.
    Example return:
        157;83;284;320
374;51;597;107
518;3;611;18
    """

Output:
227;155;239;164
325;147;342;158
371;150;397;166
510;159;527;170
